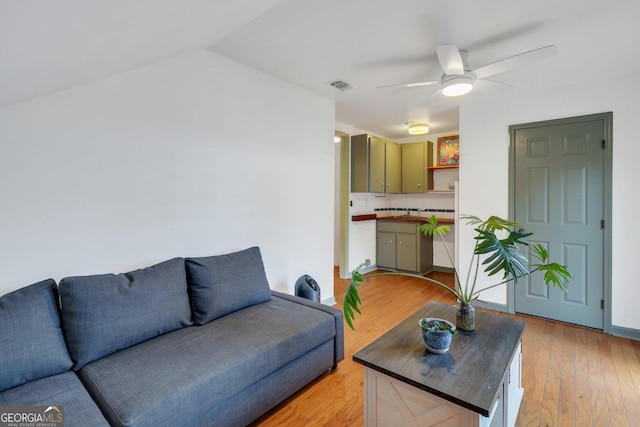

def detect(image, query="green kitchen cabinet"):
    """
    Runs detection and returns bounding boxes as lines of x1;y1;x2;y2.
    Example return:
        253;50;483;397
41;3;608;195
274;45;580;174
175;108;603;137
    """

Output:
376;221;433;274
351;134;400;193
401;141;433;193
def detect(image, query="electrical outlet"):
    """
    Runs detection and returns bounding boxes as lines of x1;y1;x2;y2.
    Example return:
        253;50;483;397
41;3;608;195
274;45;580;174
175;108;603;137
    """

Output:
364;259;371;266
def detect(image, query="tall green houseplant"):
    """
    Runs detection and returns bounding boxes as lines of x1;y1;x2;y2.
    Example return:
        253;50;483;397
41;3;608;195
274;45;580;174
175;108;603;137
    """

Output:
343;215;572;331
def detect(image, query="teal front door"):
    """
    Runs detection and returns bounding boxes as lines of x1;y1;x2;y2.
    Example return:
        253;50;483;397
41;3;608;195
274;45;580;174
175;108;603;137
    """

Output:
511;114;608;329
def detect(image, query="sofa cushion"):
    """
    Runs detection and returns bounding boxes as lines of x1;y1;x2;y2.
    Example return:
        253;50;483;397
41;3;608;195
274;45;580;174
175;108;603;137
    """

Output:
77;296;336;427
59;257;192;370
0;372;109;427
0;279;73;392
186;247;271;324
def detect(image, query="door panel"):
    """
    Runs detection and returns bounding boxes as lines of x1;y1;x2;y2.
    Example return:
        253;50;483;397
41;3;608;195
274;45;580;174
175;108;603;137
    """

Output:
527;167;548;223
377;231;396;269
386;142;401;194
513;119;604;329
396;233;417;272
402;143;424;193
369;137;385;193
564;243;588;305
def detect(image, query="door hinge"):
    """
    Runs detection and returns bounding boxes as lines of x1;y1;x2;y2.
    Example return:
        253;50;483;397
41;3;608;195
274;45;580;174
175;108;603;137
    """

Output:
602;139;606;150
601;219;605;230
601;299;604;310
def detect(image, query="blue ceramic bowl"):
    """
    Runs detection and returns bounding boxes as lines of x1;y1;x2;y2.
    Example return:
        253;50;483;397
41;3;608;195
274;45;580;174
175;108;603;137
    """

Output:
419;317;456;354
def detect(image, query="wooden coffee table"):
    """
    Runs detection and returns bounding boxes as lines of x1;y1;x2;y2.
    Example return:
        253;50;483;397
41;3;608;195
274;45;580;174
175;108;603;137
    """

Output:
353;301;525;427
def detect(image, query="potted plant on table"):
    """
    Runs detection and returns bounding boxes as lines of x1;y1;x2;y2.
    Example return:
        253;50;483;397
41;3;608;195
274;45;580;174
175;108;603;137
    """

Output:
419;317;456;354
343;215;573;332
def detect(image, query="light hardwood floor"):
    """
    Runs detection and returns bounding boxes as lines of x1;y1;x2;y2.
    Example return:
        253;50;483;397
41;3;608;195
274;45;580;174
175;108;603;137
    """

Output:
252;269;640;427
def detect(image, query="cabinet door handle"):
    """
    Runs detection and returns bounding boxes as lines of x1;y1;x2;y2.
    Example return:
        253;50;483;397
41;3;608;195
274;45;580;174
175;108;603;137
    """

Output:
398;240;402;244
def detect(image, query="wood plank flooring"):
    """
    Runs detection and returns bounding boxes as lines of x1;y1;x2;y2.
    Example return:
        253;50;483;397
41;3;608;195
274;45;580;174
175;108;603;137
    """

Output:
252;269;640;427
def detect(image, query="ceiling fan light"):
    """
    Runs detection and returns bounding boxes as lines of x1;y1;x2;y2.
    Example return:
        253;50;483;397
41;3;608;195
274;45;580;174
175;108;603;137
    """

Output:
408;123;429;135
442;76;474;97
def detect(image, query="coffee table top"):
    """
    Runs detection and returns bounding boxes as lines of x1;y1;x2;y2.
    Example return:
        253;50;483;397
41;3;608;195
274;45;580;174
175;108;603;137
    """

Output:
353;301;525;417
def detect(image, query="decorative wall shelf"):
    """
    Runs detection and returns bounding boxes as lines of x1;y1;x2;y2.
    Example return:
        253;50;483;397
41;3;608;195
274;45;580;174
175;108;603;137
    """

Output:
427;165;459;171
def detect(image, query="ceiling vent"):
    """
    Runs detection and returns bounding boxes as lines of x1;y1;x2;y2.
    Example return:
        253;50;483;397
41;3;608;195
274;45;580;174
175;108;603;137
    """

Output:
329;80;353;91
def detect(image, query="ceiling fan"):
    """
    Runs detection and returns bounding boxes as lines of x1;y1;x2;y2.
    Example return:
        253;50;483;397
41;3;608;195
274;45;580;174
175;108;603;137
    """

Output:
379;44;558;98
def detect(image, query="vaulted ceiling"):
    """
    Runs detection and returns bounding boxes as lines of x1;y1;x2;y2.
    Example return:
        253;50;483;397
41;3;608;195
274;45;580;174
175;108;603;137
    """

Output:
2;0;638;139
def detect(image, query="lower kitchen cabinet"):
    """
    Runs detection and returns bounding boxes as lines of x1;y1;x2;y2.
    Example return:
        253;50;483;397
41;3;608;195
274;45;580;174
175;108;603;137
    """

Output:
376;221;433;274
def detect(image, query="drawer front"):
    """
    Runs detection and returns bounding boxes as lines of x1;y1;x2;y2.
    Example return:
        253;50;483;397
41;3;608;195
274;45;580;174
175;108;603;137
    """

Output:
377;221;417;234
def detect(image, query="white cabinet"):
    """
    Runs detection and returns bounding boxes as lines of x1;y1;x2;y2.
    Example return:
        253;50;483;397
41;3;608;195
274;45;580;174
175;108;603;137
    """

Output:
506;342;524;427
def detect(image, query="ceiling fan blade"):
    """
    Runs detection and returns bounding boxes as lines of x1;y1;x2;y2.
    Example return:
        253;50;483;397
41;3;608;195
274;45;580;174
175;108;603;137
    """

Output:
473;78;513;93
436;44;464;76
472;45;558;79
377;80;440;89
418;87;442;105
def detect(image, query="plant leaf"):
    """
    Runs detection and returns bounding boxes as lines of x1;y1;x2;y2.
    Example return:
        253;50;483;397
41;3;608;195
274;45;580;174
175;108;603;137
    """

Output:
530;243;549;263
481;216;521;233
460;214;483;226
529;243;573;291
537;263;573;292
418;215;450;237
461;214;521;232
343;263;366;330
474;229;531;281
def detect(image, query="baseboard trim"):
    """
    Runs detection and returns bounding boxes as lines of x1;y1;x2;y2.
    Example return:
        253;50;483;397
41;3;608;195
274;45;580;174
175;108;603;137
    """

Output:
473;302;640;341
472;299;510;314
429;266;456;274
358;264;378;275
321;296;337;307
610;325;640;341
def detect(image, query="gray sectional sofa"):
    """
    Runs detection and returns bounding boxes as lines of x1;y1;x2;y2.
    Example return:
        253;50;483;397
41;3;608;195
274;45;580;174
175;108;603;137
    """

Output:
0;247;344;426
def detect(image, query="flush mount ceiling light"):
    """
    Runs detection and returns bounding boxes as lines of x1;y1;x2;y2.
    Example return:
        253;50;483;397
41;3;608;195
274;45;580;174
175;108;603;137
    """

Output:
441;76;474;97
408;123;429;135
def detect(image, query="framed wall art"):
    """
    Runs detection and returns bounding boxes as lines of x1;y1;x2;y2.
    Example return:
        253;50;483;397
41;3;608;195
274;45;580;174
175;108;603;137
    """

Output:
437;135;459;166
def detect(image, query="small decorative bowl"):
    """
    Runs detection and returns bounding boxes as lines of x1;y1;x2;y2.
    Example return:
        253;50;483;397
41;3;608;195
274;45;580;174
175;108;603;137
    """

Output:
419;318;456;354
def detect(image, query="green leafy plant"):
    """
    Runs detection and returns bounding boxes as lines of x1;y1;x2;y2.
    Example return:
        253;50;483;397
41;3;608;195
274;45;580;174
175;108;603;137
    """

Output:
420;318;456;335
343;214;573;329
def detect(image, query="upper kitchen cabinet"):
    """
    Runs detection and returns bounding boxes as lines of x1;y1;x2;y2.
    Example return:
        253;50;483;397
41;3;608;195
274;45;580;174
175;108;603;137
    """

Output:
401;141;433;193
385;141;401;193
351;134;400;194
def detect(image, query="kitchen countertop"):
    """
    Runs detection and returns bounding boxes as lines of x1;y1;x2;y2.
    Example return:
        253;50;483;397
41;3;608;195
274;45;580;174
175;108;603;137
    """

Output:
351;214;454;224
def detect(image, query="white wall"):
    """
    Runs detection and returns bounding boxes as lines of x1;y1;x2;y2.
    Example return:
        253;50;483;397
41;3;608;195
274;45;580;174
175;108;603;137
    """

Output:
459;74;640;330
0;50;336;301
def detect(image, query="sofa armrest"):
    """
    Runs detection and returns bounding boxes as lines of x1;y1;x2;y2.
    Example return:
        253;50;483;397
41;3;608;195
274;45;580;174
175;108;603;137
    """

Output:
270;291;344;368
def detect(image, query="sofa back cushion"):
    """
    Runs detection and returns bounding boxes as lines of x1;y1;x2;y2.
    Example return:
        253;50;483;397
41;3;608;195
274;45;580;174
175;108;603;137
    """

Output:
0;279;73;392
59;258;192;370
186;247;272;325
